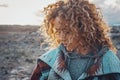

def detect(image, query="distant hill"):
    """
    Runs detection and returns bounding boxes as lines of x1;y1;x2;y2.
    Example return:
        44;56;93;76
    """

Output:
0;25;39;32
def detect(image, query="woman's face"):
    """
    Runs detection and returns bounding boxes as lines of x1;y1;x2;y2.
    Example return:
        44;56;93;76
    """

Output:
53;17;80;51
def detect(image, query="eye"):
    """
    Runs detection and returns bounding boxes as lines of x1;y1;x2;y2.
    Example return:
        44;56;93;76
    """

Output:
66;31;70;34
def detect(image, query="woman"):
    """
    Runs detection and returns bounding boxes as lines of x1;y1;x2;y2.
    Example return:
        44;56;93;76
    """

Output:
31;0;120;80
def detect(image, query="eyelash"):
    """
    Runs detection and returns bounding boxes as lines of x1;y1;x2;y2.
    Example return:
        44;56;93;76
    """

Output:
66;31;70;34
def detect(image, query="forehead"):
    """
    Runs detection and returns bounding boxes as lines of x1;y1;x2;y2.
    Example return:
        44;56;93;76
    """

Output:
53;17;79;33
53;17;68;29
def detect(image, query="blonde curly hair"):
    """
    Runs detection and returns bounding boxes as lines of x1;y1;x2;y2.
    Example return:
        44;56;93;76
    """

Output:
41;0;116;53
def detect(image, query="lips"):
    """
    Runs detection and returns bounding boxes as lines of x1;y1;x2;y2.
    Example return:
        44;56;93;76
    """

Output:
60;40;67;46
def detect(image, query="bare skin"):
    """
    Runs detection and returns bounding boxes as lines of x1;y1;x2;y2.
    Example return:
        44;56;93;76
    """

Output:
53;17;91;55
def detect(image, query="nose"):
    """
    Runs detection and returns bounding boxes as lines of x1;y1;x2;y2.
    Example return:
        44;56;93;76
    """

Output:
59;31;66;40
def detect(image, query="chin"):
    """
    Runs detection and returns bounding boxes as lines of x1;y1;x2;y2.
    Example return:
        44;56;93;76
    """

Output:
63;43;67;46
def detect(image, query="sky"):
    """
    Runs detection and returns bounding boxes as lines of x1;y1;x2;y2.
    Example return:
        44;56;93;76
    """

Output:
90;0;120;26
0;0;120;25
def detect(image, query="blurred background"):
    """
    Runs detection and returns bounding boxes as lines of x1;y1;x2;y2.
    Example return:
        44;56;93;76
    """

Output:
0;0;120;80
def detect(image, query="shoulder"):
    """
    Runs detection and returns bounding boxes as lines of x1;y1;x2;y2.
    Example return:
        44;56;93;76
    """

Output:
102;49;120;65
102;49;120;73
102;49;119;62
98;46;119;62
37;45;61;67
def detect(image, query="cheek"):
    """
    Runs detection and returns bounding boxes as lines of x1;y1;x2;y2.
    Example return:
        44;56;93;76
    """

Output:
66;35;73;43
68;34;79;44
69;34;75;40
